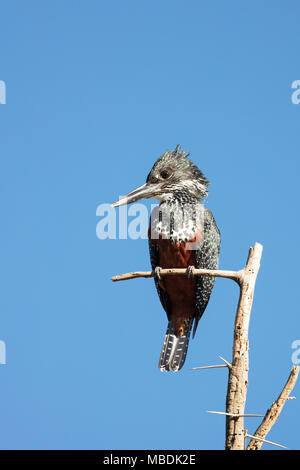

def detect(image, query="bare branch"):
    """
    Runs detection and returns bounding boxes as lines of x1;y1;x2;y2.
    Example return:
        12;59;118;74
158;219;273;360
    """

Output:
246;365;300;450
225;242;263;450
111;268;242;283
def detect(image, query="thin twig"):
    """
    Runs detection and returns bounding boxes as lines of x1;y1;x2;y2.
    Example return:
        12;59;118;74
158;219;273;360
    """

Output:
246;365;300;450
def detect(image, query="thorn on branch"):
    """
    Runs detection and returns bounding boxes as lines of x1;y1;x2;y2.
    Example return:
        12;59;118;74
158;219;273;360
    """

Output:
246;365;300;450
207;411;264;418
218;355;232;369
245;433;288;450
190;364;227;370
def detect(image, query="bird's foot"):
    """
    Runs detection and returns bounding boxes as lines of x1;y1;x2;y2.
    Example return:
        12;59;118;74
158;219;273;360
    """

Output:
186;265;196;279
154;266;162;280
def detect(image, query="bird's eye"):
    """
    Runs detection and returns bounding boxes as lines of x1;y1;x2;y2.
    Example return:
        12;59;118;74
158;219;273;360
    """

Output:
160;169;171;179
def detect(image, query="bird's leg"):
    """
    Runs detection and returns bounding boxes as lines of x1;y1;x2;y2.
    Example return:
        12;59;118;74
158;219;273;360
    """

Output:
186;265;196;279
154;266;162;280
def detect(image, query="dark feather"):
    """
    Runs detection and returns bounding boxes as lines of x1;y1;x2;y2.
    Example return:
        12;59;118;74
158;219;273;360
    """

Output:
193;209;221;337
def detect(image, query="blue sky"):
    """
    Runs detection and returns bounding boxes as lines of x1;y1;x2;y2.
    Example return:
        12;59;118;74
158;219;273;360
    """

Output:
0;0;300;450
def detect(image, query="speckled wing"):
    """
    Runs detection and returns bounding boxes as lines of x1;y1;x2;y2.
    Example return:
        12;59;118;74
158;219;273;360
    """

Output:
193;208;221;337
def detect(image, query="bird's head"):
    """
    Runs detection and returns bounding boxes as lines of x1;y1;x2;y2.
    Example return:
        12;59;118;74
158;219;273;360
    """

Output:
112;145;209;207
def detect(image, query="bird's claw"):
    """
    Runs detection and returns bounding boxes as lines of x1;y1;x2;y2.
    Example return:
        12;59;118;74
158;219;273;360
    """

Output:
186;266;196;279
154;267;162;280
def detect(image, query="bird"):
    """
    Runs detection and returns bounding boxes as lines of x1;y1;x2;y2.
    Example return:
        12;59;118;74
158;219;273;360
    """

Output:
112;145;221;371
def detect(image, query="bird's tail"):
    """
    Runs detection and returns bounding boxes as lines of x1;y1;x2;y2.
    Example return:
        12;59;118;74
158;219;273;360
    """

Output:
158;319;193;372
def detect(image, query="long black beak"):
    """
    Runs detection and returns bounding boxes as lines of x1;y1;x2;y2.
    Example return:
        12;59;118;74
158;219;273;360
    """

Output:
112;182;162;207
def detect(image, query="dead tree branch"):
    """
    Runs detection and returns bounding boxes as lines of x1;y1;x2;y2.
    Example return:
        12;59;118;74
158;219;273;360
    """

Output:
225;242;263;450
112;241;299;450
112;268;241;283
246;365;300;450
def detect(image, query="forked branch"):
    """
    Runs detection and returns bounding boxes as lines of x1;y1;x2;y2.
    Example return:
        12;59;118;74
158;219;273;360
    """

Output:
112;242;299;450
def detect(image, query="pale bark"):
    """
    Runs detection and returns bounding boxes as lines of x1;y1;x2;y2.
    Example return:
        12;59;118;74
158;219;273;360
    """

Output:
112;268;241;283
225;243;263;450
